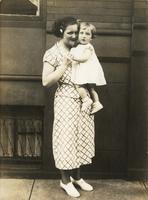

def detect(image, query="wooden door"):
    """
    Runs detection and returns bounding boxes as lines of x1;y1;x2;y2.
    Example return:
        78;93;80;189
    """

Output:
0;0;47;177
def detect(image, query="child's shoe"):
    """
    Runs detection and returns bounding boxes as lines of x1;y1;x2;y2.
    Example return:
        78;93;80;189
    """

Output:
91;101;103;114
81;97;93;112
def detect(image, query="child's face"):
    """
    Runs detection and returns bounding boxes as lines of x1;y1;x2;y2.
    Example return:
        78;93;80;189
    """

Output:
78;27;92;45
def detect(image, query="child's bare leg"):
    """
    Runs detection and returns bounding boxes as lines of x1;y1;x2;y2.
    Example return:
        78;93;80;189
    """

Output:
76;84;89;99
75;84;93;111
87;84;103;114
87;84;100;102
89;87;99;102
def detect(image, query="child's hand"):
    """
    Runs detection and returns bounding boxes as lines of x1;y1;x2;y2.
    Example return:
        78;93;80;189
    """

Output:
66;53;74;61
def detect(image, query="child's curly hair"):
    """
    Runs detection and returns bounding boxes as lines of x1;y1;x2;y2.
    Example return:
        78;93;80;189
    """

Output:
80;22;96;39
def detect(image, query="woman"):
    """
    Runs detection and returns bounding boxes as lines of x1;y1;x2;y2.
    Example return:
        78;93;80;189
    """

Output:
42;16;95;198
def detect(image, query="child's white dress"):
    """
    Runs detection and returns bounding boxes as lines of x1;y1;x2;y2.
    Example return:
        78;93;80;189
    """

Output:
70;43;106;86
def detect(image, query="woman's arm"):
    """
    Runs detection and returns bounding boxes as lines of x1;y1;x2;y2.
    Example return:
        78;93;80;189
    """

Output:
42;58;70;87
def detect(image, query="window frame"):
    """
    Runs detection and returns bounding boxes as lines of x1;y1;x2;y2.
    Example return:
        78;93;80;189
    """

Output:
0;0;46;28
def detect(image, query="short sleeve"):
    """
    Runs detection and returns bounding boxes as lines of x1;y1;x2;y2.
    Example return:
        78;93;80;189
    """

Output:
43;46;58;68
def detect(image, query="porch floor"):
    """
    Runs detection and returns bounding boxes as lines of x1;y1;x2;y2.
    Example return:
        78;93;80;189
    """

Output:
0;179;148;200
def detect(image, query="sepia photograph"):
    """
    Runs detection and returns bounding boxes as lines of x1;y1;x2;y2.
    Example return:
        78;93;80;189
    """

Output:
0;0;148;199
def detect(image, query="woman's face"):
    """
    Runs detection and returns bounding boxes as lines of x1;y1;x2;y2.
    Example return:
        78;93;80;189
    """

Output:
62;24;78;48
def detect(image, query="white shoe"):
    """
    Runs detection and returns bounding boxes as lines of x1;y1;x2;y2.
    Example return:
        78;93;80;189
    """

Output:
81;97;93;112
91;101;103;114
60;181;80;198
70;177;93;191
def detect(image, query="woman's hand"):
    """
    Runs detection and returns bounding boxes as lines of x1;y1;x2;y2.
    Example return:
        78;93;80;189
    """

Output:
63;53;73;65
65;53;74;62
42;56;71;87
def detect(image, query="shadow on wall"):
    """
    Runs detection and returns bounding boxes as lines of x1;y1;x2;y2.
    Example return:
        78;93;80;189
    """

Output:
0;0;38;15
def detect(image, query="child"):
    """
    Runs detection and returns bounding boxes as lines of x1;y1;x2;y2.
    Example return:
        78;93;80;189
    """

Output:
68;22;107;114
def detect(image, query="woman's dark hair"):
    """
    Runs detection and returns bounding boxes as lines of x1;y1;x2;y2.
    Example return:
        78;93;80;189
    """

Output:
52;16;79;38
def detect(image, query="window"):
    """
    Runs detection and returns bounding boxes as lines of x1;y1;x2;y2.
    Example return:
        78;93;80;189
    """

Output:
0;0;45;27
0;0;40;16
0;106;43;160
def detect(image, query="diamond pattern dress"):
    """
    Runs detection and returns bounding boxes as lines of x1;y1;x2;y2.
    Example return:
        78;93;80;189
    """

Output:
43;43;95;170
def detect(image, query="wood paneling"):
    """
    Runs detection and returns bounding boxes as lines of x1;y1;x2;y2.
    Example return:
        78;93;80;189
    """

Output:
133;0;148;23
46;0;133;31
0;81;44;105
92;35;130;58
132;29;148;51
0;27;45;75
128;0;148;178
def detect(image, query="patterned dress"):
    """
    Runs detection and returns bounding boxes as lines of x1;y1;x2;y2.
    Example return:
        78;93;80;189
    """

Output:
43;42;95;170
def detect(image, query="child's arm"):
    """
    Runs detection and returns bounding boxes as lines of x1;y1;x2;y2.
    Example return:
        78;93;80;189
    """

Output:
70;46;93;63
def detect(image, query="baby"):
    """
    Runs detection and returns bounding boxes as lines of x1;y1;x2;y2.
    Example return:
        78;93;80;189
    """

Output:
69;22;107;114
